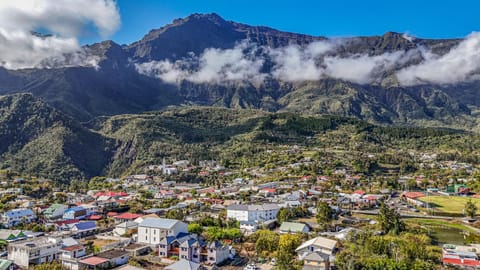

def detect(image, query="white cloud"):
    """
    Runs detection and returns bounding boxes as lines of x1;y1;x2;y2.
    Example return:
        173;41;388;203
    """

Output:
269;41;335;81
136;41;266;84
0;0;120;69
324;50;419;84
396;32;480;86
137;32;480;86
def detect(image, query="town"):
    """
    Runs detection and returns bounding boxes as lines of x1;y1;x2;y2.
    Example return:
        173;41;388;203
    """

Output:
0;150;479;270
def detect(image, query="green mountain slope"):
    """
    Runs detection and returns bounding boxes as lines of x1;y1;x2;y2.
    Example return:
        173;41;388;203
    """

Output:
1;94;479;181
0;93;114;180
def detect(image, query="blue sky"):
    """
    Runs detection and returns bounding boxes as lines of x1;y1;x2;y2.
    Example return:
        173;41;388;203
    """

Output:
106;0;480;45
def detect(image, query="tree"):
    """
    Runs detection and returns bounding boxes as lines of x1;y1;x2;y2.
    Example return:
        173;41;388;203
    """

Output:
165;209;185;220
316;201;333;230
188;223;204;234
277;208;292;224
377;202;405;235
465;199;478;219
254;230;279;257
277;234;302;270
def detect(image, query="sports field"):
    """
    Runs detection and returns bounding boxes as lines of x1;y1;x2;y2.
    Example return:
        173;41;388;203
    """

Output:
418;195;480;215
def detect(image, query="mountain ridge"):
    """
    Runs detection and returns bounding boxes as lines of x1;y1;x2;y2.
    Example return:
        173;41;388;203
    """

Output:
0;13;478;132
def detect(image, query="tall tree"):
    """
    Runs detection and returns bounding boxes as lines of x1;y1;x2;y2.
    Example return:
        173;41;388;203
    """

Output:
317;201;333;230
277;234;302;270
277;208;292;224
465;199;478;219
378;202;405;235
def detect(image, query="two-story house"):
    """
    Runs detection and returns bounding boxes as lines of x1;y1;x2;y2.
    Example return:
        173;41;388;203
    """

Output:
137;218;188;246
159;234;233;265
227;204;280;222
295;236;338;269
44;204;68;220
60;244;86;270
1;209;36;228
8;237;62;269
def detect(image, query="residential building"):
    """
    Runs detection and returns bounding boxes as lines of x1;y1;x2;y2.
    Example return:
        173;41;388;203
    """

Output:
7;237;62;269
60;244;86;270
44;204;68;220
63;207;87;220
279;222;310;234
1;209;36;228
302;251;330;270
296;236;338;268
226;203;280;223
68;221;97;238
114;221;138;236
137;218;188;245
79;249;129;269
158;234;233;265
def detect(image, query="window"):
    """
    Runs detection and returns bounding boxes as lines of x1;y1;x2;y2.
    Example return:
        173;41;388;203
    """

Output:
154;237;156;242
145;236;148;240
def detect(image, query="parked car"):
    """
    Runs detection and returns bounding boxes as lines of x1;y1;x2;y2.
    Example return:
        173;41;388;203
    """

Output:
244;263;259;270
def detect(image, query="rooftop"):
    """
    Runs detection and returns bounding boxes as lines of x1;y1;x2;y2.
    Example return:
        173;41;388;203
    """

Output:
79;256;109;266
139;217;182;229
296;236;338;252
96;249;128;259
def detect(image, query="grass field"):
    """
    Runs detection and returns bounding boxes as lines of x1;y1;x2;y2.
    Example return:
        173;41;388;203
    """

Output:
418;196;480;215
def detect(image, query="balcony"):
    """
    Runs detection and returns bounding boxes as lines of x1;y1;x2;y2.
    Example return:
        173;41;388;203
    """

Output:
168;248;180;255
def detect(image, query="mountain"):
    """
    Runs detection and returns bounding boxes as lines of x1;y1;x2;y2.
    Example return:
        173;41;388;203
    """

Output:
0;93;114;180
0;13;478;132
2;93;478;181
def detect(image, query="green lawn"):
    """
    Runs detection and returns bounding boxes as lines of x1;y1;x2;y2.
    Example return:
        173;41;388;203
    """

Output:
418;196;480;214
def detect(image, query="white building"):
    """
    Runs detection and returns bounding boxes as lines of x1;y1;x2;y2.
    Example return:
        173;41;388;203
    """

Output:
226;204;280;223
8;237;62;269
1;209;36;228
137;218;188;245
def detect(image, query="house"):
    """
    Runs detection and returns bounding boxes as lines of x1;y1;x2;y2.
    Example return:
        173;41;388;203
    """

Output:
442;244;480;268
279;222;310;234
296;236;338;268
44;204;68;220
165;259;204;270
226;204;280;223
8;237;62;269
60;244;86;270
402;192;425;207
302;251;330;270
158;234;233;265
134;213;160;224
79;249;129;269
1;209;36;228
124;243;151;257
114;221;138;236
63;207;87;220
239;221;258;233
68;221;97;238
113;212;142;223
137;218;188;245
0;230;28;242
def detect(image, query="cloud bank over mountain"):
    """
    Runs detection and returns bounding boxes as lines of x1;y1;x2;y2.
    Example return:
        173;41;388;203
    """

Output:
136;32;480;86
0;0;120;69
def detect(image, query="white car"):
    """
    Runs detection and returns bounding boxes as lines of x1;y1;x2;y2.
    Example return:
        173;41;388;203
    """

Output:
244;263;259;270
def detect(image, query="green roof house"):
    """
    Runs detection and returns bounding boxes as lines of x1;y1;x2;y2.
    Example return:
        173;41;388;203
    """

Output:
279;222;310;234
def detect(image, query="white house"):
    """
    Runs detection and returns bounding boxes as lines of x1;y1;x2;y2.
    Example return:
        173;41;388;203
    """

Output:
44;204;68;220
1;209;36;228
137;218;188;245
295;236;338;267
226;204;280;223
8;237;62;269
